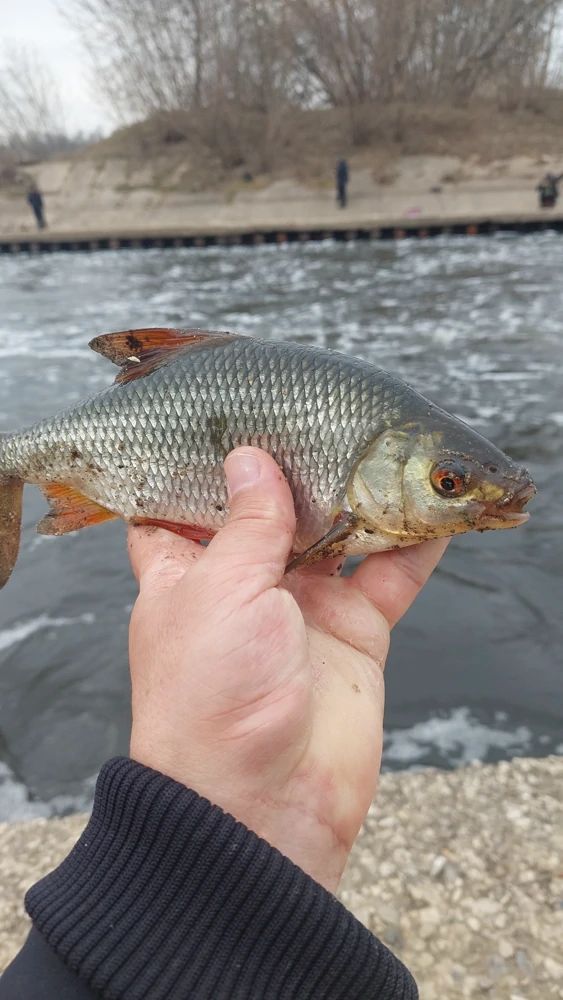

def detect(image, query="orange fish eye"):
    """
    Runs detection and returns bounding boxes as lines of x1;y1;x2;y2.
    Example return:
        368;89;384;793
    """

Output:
430;461;467;498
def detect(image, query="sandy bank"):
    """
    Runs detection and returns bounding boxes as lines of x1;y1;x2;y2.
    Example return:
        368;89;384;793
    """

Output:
1;755;561;998
2;155;563;239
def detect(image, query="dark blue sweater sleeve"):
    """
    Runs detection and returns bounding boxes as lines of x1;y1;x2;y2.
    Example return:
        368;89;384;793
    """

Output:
0;757;418;1000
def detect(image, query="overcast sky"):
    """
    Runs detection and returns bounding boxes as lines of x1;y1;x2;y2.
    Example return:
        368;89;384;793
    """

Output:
2;0;110;135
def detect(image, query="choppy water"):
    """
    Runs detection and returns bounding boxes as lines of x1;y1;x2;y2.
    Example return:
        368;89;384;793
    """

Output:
0;235;562;820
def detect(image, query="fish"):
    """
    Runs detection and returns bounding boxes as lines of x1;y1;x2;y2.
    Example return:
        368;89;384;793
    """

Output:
0;327;535;589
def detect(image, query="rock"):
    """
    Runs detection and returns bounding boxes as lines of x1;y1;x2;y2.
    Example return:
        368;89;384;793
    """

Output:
518;870;536;884
515;950;535;977
472;897;501;916
450;964;466;982
487;955;507;980
376;902;400;925
352;904;373;930
443;861;461;885
478;976;495;992
430;855;446;878
378;861;395;878
544;957;563;980
499;939;515;959
381;925;403;948
418;906;441;939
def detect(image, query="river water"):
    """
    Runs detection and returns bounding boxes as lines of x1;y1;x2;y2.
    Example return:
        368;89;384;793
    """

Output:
0;235;562;820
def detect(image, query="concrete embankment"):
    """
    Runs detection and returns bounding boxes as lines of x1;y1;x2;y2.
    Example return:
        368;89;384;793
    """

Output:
1;755;561;998
3;154;563;251
3;211;563;256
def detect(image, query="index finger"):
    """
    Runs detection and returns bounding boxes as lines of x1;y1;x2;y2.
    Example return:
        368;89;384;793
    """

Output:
127;525;203;591
348;538;449;629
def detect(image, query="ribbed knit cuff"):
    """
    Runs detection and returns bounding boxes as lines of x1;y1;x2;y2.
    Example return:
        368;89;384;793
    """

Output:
26;757;418;1000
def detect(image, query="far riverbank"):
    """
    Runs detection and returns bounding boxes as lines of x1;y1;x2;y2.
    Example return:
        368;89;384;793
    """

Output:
3;154;563;241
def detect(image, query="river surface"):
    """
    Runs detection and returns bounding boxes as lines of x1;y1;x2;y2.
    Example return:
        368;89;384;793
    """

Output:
0;235;562;820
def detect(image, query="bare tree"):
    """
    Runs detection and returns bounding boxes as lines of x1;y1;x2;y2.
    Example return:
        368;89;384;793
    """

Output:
416;0;560;102
0;46;68;159
64;0;563;155
290;0;560;106
64;0;216;122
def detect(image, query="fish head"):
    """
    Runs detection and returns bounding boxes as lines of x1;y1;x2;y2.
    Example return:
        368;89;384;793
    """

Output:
348;410;536;544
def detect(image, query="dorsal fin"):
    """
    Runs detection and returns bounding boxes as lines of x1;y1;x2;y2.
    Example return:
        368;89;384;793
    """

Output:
88;328;236;384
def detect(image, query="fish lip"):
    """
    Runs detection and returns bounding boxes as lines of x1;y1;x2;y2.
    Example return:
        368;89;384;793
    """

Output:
496;510;530;525
496;480;537;511
482;477;536;524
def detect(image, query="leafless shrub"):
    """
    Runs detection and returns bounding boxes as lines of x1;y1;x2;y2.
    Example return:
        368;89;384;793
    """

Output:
65;0;563;159
0;46;69;160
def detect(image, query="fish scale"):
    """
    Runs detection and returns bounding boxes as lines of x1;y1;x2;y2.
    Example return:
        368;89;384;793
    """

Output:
0;327;535;590
101;340;377;533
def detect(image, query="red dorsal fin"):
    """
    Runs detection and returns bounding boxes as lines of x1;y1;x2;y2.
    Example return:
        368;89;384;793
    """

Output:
89;328;237;384
37;484;118;535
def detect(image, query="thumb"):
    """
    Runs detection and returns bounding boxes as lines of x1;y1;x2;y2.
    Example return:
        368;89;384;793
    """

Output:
205;447;296;592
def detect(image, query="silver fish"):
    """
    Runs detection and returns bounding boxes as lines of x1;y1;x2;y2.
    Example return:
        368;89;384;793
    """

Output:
0;327;535;588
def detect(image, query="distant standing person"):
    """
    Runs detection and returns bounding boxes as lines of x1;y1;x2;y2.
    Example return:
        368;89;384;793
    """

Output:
537;172;563;209
27;185;46;229
336;158;349;208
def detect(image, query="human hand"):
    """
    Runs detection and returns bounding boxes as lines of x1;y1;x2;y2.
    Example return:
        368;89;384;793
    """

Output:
128;448;447;892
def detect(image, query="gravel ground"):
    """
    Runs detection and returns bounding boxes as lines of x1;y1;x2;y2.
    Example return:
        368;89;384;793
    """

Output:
1;756;562;998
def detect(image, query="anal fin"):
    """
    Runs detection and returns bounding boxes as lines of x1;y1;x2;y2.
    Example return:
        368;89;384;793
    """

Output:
37;484;118;535
131;517;215;542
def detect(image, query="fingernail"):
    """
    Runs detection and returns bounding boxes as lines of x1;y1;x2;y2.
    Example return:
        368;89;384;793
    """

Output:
225;452;261;496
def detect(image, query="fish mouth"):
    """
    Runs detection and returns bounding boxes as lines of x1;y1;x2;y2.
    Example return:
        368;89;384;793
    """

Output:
484;478;537;525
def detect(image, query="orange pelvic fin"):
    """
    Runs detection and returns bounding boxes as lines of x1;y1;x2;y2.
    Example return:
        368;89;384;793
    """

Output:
131;518;215;542
89;328;237;384
37;484;118;535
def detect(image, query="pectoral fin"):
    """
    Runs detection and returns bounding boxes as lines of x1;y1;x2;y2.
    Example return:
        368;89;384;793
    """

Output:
286;512;358;572
37;484;118;535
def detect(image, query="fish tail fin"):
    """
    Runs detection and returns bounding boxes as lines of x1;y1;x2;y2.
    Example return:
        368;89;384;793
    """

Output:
0;435;23;589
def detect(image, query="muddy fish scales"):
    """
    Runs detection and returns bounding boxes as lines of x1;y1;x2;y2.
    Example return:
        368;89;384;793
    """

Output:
0;328;535;588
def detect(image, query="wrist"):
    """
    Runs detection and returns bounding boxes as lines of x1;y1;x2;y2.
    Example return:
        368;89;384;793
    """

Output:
255;806;348;893
129;742;349;892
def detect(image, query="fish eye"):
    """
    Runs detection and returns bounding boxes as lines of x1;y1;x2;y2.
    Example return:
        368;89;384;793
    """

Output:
430;460;467;498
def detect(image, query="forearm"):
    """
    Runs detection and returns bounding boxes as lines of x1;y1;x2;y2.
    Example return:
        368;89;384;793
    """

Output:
0;758;418;1000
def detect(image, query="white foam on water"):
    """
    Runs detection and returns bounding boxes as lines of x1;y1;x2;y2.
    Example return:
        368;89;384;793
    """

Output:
27;534;60;552
0;613;95;654
0;761;96;822
0;762;51;820
382;707;536;769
